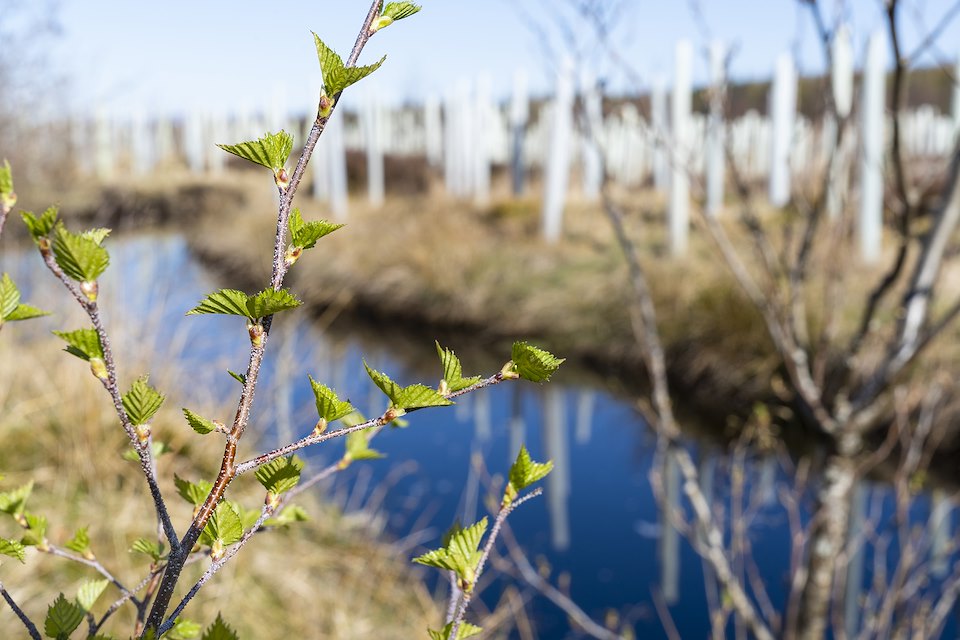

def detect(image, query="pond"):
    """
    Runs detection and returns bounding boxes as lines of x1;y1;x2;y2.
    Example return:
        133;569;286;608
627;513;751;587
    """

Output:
4;233;960;638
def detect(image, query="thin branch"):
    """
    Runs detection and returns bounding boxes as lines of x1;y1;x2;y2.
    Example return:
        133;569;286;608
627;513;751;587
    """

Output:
0;581;41;640
95;569;161;634
45;545;139;606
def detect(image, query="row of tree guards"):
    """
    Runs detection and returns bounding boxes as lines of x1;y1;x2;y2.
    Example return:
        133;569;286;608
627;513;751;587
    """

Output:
72;29;957;261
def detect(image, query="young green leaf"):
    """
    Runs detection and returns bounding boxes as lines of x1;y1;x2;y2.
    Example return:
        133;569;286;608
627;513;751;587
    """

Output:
264;504;309;528
232;500;261;531
53;328;104;361
167;618;202;640
0;274;50;324
0;159;14;209
504;445;553;507
52;223;110;283
182;408;219;435
21;513;47;547
343;431;385;464
130;538;166;562
201;614;239;640
217;131;293;173
0;481;32;516
413;518;487;586
227;370;247;385
288;208;344;250
20;206;59;242
0;537;25;563
199;501;243;548
364;362;403;405
436;342;481;393
254;456;303;496
393;384;453;410
5;303;48;322
44;593;84;639
428;622;484;640
122;376;165;426
174;475;213;506
65;527;91;556
373;2;422;31
509;341;565;382
245;288;302;319
309;376;355;424
187;288;301;320
79;228;111;245
76;578;109;612
313;32;386;99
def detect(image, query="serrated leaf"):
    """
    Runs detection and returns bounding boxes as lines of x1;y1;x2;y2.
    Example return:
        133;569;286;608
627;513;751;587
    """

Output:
254;456;303;495
129;538;165;562
245;288;301;319
79;228;111;245
233;501;260;530
288;208;344;250
44;593;84;639
227;370;246;385
186;289;251;318
76;578;108;612
65;527;90;555
6;304;49;321
217;131;293;173
201;614;239;640
53;328;104;361
364;362;403;405
510;342;564;383
344;431;385;462
122;441;172;462
167;618;202;640
182;408;218;435
0;537;25;563
0;273;20;318
413;518;487;584
122;376;165;426
21;513;47;547
508;445;553;492
200;501;243;547
428;622;483;640
0;159;12;200
264;504;309;528
174;475;213;506
52;223;110;283
374;2;422;31
0;481;32;516
313;33;385;97
309;376;354;423
21;206;58;242
394;383;453;409
436;342;481;393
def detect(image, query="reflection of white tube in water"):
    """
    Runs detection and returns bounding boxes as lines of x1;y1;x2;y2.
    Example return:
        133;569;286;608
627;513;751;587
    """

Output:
574;391;594;445
844;481;868;638
542;387;570;551
509;387;525;465
462;444;481;526
930;490;952;578
758;456;776;506
660;448;680;605
474;389;491;444
454;392;471;423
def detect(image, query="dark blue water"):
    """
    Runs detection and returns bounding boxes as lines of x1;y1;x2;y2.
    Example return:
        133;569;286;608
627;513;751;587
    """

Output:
5;234;959;638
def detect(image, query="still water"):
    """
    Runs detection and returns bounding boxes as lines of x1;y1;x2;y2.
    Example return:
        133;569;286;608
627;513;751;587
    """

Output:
5;234;960;638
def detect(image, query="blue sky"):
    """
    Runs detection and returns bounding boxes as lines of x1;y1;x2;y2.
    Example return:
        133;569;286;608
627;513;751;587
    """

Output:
23;0;960;117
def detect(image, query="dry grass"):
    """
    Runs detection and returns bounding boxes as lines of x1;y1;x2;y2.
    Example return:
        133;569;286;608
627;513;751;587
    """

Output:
0;331;438;638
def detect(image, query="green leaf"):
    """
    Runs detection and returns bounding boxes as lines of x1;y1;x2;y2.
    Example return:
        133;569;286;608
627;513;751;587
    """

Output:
167;618;202;640
245;288;301;319
201;614;239;640
508;445;553;493
0;159;13;206
340;410;367;427
53;328;104;362
5;303;49;322
79;228;111;245
21;206;58;242
76;578;108;612
428;622;483;640
0;481;32;516
187;288;301;320
436;342;481;393
254;456;303;496
182;408;219;435
232;501;261;530
0;537;25;563
217;131;293;173
264;504;309;528
21;513;47;547
394;384;453;410
313;33;385;98
227;370;246;385
510;342;565;382
129;538;165;562
309;376;354;424
374;2;422;31
288;208;344;250
65;527;91;556
412;518;487;585
0;273;20;319
174;475;213;507
121;441;172;462
200;501;243;548
122;376;165;426
344;431;385;462
44;593;84;639
52;223;110;283
364;362;403;405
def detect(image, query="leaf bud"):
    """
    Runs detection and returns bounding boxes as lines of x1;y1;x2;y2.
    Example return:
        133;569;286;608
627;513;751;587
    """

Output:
313;417;328;436
438;379;449;396
265;491;280;509
80;280;99;302
210;538;225;562
89;357;109;380
275;168;290;190
318;92;335;118
135;424;151;443
0;190;16;211
370;16;393;33
284;245;302;268
501;482;517;508
500;361;520;379
247;322;264;348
